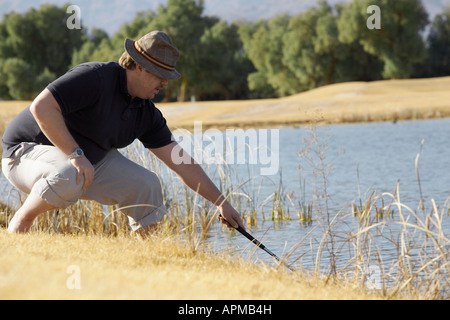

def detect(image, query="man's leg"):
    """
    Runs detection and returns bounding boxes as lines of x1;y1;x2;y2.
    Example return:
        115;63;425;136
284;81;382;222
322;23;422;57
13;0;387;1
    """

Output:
2;144;84;233
83;149;167;233
7;191;56;233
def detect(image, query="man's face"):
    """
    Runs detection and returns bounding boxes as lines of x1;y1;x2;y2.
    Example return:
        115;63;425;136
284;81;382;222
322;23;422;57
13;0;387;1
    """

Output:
131;65;168;100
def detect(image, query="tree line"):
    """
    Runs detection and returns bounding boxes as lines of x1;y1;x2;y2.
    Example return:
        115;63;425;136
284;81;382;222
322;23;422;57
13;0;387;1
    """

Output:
0;0;449;101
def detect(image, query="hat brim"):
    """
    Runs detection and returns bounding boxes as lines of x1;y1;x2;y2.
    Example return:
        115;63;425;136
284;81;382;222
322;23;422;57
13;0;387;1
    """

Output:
124;38;181;80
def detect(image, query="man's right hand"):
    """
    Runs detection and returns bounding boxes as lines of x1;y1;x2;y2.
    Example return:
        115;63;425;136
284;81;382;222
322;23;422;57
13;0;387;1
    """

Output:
70;156;95;190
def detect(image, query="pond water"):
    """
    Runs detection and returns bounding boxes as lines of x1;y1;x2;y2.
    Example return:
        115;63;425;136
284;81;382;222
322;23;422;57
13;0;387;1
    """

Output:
197;118;450;276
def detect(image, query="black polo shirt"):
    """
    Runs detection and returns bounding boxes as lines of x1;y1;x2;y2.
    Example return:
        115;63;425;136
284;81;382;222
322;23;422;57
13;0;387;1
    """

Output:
2;62;173;164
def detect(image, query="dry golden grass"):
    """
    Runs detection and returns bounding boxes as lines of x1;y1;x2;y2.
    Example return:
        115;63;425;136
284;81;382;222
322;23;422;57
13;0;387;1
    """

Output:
0;100;30;115
157;76;450;130
0;228;384;300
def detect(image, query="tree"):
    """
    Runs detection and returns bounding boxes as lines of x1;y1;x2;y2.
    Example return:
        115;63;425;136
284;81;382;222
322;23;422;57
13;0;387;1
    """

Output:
82;1;213;102
0;4;84;99
239;15;299;97
338;0;429;79
196;20;254;100
33;5;85;76
1;58;37;100
283;1;347;91
426;6;450;77
143;0;212;101
240;1;383;97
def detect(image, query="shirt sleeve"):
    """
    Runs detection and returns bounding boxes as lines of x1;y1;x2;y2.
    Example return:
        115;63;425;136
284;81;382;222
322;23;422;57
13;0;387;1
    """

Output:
47;64;101;115
139;106;174;149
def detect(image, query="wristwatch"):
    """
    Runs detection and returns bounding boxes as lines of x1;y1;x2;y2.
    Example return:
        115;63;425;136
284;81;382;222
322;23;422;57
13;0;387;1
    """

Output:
68;147;84;160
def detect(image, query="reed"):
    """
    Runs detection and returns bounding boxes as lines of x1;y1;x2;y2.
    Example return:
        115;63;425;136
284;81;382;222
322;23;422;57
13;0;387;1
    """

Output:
295;176;313;225
349;190;450;299
269;171;291;221
351;190;394;222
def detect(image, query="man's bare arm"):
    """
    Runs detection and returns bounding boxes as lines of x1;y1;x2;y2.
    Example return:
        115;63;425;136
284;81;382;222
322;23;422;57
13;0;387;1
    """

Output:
150;142;245;229
29;89;94;190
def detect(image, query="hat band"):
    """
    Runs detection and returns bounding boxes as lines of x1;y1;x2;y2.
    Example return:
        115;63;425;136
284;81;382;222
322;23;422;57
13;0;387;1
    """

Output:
134;41;175;71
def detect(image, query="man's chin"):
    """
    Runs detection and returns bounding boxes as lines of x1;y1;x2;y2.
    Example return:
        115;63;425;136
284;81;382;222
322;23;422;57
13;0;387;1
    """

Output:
141;93;156;100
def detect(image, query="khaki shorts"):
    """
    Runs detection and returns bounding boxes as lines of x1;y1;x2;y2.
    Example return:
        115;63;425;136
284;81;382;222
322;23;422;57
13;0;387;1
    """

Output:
1;143;167;231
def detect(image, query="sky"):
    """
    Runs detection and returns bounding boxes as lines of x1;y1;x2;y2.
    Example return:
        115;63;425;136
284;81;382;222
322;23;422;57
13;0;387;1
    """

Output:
1;0;449;36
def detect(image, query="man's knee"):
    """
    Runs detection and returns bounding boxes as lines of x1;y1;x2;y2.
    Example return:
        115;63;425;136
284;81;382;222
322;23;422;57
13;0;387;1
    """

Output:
129;170;163;205
121;170;165;224
33;165;83;208
143;171;161;189
145;170;163;193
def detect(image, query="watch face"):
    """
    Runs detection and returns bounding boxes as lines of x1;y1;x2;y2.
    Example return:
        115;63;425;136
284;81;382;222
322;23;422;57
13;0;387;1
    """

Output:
76;148;83;157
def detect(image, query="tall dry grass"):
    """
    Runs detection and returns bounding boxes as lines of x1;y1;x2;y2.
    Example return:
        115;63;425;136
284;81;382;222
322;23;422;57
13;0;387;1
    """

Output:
292;125;450;299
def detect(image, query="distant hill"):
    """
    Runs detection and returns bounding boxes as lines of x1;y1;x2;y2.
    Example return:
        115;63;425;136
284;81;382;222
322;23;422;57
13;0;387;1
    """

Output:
156;76;450;130
1;76;450;130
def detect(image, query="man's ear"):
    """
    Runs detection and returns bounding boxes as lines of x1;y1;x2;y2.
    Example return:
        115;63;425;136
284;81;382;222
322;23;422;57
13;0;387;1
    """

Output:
137;65;142;73
135;65;144;75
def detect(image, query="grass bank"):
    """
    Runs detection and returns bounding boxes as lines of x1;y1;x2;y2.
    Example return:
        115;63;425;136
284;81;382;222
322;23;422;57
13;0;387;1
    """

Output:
0;228;382;300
